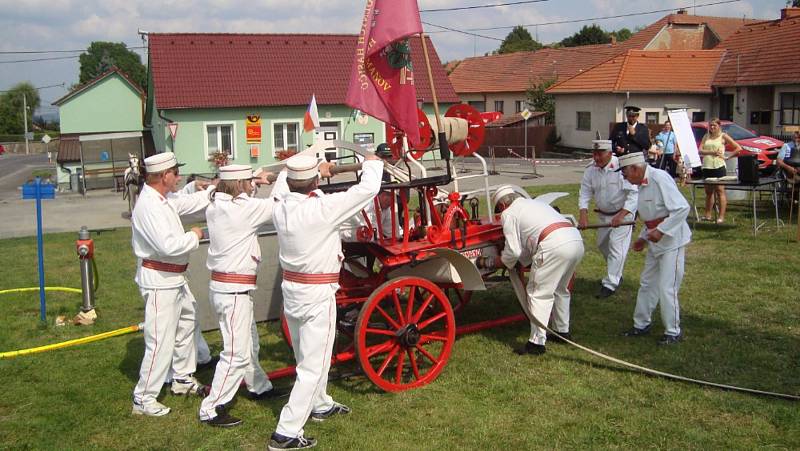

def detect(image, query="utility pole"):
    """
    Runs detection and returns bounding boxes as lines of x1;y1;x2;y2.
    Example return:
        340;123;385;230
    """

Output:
23;93;29;155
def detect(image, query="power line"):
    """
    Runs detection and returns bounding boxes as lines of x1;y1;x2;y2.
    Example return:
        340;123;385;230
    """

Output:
0;83;65;93
425;0;740;36
420;0;549;13
424;22;504;41
0;55;83;64
0;45;145;55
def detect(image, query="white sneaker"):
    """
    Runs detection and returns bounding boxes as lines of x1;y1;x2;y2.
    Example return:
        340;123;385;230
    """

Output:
171;375;203;395
132;400;171;417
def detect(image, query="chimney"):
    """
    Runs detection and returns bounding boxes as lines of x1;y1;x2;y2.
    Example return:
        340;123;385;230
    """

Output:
781;8;800;19
677;8;688;15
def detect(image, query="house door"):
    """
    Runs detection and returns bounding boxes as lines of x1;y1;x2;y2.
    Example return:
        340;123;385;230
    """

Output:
720;94;734;121
316;121;340;161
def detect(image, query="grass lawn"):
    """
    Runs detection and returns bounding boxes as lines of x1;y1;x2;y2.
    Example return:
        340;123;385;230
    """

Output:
0;183;798;450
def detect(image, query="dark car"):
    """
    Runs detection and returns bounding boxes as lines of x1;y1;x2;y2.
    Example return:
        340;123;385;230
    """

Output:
692;121;784;175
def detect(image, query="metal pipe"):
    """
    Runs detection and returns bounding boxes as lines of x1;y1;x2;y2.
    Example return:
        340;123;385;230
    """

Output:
77;226;95;312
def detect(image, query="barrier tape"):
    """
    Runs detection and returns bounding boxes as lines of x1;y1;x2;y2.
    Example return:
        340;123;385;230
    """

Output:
0;324;141;359
507;271;799;401
502;148;592;166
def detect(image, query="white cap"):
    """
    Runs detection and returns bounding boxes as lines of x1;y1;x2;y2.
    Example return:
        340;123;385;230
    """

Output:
144;152;183;173
219;164;254;180
592;140;612;151
617;152;646;170
286;154;319;180
490;184;531;213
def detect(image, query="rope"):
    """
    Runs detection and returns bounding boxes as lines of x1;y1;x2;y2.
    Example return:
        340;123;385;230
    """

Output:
0;324;141;359
507;271;799;401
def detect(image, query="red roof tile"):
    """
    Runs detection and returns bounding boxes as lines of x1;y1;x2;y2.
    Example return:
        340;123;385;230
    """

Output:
148;33;458;109
713;16;800;86
449;13;756;95
547;50;724;94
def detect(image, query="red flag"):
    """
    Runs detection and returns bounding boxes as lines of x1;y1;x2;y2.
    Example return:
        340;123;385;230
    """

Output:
345;0;422;146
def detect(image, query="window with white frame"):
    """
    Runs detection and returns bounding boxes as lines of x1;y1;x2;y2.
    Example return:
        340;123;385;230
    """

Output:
576;111;591;131
206;123;235;158
273;122;299;153
515;100;525;113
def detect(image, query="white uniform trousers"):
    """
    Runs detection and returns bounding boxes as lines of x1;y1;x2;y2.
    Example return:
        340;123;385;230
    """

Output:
199;291;272;420
276;296;337;438
133;285;198;405
596;213;633;290
165;294;211;384
527;238;585;345
633;246;684;337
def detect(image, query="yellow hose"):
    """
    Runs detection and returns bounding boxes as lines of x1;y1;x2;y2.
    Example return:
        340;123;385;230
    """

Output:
0;324;141;359
0;287;82;295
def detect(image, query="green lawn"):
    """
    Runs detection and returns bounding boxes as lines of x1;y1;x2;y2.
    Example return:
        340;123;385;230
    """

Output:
0;184;798;450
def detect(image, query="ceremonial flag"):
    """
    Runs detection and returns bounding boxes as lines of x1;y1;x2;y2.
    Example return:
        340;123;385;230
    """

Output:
345;0;423;146
304;94;320;132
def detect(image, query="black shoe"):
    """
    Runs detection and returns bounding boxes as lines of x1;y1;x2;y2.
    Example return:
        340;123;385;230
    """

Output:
309;402;351;422
268;433;317;450
201;405;242;428
595;286;615;299
546;332;572;344
197;355;219;370
246;387;287;400
622;324;652;337
514;341;546;355
658;333;682;345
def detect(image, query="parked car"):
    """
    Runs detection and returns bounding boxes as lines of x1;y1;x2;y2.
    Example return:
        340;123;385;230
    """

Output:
691;121;783;174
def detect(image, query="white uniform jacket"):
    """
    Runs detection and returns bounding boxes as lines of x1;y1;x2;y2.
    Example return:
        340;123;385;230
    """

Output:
274;160;383;303
500;198;581;269
578;156;638;214
132;181;211;289
206;172;289;293
636;166;691;255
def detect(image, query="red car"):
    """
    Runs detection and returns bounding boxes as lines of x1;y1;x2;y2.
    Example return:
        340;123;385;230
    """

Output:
692;121;783;174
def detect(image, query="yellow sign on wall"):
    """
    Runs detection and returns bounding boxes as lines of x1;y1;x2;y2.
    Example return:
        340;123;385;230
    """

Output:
246;114;262;144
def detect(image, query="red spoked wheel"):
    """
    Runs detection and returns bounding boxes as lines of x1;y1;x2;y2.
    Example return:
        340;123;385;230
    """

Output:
385;108;434;160
355;276;456;392
445;103;486;157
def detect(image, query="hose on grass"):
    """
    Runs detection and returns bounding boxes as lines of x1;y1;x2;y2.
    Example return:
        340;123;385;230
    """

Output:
0;287;82;295
507;271;800;401
0;324;141;359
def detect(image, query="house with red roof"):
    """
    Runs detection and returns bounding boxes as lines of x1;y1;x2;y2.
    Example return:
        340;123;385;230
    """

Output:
448;9;755;123
52;67;149;192
145;33;458;175
713;7;800;136
546;50;725;148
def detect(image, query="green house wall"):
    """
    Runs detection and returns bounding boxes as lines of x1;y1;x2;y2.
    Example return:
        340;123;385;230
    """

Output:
58;73;143;134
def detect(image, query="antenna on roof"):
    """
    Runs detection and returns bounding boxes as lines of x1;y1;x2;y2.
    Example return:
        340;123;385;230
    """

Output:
137;29;149;59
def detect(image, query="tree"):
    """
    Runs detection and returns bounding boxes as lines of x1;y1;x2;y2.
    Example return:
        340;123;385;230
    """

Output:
0;82;40;135
560;24;610;47
497;26;542;54
609;27;633;42
525;78;556;125
78;42;146;89
789;0;800;7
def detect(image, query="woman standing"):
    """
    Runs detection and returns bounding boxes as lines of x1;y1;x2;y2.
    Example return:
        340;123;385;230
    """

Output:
699;118;742;223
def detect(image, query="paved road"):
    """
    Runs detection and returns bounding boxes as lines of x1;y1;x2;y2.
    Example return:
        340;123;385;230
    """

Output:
0;153;52;201
0;157;588;239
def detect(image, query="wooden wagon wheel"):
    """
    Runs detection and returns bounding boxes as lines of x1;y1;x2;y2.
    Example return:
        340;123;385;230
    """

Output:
355;276;456;392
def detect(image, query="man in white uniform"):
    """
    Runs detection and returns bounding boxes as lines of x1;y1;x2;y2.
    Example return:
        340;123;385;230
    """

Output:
578;139;638;298
198;164;289;427
618;152;691;345
492;185;585;355
267;153;382;451
131;152;212;417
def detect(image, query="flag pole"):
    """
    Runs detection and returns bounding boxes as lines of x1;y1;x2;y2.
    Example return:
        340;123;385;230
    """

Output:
419;33;452;181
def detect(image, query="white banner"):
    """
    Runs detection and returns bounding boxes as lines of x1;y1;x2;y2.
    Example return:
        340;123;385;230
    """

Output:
667;109;700;168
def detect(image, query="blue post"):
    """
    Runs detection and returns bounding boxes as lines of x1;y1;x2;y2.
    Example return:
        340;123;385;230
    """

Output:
35;177;46;322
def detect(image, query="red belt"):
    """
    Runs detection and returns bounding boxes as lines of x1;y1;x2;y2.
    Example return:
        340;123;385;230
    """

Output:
644;217;666;229
538;221;574;243
282;270;339;284
142;259;188;273
211;271;257;285
594;208;621;216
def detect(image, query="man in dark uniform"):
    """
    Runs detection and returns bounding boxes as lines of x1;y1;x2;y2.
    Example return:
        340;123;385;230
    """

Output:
610;106;650;157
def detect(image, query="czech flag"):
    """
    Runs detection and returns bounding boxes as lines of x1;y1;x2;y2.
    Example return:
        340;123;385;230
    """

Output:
304;94;320;132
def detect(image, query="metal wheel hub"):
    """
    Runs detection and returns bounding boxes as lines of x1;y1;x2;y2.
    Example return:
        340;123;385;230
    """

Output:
396;323;421;347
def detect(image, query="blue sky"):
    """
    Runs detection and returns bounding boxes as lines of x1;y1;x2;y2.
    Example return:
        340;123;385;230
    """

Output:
0;0;789;116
